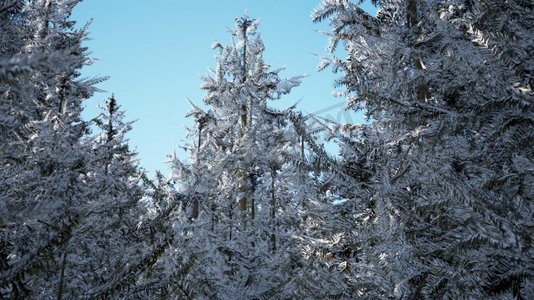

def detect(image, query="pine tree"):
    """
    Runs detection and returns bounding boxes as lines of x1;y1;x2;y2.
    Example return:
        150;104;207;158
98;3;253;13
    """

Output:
167;16;334;299
314;0;533;298
65;95;149;298
0;0;105;297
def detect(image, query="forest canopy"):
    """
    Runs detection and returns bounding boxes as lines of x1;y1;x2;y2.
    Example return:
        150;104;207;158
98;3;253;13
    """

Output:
1;0;533;299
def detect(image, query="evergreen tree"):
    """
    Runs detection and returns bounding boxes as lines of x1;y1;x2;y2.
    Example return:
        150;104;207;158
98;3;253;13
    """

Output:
167;16;338;299
67;95;149;298
0;1;169;293
0;1;134;298
314;0;533;298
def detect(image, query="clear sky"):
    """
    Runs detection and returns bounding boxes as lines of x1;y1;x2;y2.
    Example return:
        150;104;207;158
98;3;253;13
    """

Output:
71;0;377;176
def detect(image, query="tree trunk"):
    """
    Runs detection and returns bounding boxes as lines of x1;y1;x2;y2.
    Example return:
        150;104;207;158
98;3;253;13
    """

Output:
56;251;67;300
407;0;417;27
270;168;276;253
192;198;199;220
407;0;429;102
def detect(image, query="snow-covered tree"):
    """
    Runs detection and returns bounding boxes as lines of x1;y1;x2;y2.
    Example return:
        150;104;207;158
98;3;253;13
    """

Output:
166;16;346;299
59;95;150;298
0;1;108;297
314;0;533;298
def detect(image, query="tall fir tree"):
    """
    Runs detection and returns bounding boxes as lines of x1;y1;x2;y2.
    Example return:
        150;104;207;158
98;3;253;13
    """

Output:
0;1;155;298
0;0;103;297
166;16;346;299
68;95;149;298
314;0;533;298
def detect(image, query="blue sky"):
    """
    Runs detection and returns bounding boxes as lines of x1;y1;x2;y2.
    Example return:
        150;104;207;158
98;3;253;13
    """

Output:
72;1;377;176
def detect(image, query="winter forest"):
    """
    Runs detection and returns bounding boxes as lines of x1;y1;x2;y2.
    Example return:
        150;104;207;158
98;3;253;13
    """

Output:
1;0;533;299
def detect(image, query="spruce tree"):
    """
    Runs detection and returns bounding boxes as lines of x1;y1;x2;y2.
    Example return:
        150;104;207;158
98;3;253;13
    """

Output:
314;0;533;298
168;16;334;299
71;95;149;298
0;0;104;297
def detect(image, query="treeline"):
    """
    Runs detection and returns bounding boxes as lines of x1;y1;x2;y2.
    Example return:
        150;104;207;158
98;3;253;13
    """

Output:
1;0;532;299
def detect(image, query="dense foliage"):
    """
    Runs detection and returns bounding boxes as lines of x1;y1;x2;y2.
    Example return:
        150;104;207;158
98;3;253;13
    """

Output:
1;0;532;299
313;0;533;298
